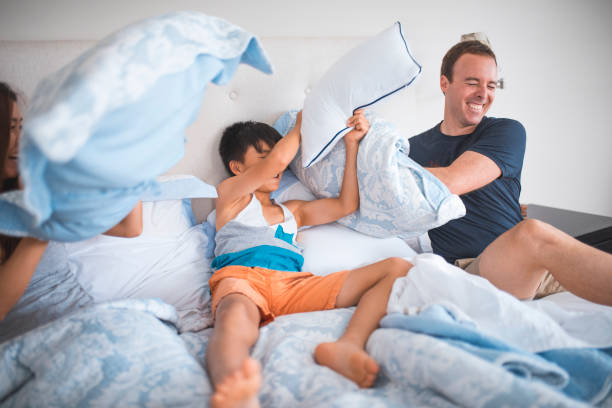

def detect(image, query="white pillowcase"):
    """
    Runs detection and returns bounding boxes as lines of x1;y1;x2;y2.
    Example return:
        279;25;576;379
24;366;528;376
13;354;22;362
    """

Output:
299;223;416;276
300;21;421;167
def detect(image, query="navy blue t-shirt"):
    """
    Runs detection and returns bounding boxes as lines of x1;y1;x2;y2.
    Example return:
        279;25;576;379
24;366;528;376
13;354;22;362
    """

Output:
409;117;526;263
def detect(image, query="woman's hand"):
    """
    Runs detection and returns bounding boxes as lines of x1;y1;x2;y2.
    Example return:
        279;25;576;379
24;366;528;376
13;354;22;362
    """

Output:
103;201;143;238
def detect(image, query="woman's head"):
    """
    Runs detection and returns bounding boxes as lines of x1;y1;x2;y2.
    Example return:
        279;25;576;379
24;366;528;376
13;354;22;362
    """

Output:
0;82;22;262
0;82;21;191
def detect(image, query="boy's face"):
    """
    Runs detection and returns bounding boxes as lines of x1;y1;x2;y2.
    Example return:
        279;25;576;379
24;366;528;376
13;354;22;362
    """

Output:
232;141;283;193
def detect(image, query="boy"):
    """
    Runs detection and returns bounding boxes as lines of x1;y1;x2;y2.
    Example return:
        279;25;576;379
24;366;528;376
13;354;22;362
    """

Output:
207;110;413;408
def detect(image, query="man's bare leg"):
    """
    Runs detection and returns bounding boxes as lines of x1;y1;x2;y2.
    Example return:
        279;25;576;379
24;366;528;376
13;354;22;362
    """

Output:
206;289;262;408
479;219;612;305
315;257;413;387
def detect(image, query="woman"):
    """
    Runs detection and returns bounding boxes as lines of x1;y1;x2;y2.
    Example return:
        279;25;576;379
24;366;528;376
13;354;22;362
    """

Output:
0;82;142;339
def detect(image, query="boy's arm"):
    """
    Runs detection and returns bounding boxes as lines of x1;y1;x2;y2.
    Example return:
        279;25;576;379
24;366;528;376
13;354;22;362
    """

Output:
286;110;368;228
216;112;303;207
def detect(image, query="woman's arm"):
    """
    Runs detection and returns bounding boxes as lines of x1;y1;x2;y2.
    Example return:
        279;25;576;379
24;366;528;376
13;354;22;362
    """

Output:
103;201;143;238
0;237;48;320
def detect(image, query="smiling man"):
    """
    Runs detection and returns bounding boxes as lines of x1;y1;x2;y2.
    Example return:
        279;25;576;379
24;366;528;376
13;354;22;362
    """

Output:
407;40;612;307
409;40;525;265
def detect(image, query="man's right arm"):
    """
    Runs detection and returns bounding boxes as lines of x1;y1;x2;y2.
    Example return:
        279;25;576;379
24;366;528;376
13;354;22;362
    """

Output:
426;119;526;195
426;151;501;195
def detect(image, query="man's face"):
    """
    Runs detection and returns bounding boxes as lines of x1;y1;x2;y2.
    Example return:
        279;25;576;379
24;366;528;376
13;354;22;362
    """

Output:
441;53;498;134
231;141;282;192
3;101;21;179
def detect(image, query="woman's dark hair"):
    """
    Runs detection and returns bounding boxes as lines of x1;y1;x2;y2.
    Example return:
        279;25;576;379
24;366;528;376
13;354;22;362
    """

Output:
219;121;282;175
0;82;21;262
440;40;497;82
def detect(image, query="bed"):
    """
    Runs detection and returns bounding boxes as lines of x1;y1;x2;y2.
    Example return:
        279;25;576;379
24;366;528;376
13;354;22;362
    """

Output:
1;12;611;408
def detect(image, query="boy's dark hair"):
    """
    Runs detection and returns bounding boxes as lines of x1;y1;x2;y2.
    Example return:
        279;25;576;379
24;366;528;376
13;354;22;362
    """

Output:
440;40;497;82
219;121;282;175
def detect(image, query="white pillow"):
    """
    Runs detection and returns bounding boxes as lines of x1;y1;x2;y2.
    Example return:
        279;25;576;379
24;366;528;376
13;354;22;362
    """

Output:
65;175;216;332
298;223;417;276
300;21;421;167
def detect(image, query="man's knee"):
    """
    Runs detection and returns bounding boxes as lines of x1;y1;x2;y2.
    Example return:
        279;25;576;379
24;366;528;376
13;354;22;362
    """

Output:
511;219;561;251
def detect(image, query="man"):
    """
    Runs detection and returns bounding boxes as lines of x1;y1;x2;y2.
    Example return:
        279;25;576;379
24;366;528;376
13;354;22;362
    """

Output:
409;40;612;306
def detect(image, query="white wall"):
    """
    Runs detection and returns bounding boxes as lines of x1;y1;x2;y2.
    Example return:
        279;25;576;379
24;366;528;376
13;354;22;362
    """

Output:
1;0;611;216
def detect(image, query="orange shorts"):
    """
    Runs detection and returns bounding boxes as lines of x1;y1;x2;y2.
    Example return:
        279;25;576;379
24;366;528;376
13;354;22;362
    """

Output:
209;265;350;326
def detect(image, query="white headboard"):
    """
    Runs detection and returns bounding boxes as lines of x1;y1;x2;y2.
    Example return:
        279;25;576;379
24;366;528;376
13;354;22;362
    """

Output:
0;38;438;221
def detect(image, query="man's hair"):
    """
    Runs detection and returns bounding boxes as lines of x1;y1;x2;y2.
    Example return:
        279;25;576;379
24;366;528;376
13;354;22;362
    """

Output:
219;121;282;175
440;40;497;82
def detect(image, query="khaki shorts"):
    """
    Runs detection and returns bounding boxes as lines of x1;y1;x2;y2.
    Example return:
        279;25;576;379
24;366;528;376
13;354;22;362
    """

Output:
455;256;565;300
209;265;349;326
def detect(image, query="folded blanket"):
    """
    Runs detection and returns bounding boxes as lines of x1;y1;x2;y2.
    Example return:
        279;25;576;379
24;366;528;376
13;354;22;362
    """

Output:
387;253;612;351
384;253;612;405
0;11;272;241
381;305;612;405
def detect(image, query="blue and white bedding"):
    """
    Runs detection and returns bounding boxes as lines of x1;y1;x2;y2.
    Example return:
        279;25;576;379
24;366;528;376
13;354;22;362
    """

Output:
3;11;611;408
3;252;611;407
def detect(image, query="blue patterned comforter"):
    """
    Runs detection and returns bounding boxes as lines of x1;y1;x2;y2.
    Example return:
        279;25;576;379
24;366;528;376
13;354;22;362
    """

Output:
3;295;610;407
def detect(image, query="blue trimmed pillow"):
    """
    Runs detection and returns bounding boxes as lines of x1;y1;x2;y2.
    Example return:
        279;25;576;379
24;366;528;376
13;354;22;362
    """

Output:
0;11;271;242
300;21;421;168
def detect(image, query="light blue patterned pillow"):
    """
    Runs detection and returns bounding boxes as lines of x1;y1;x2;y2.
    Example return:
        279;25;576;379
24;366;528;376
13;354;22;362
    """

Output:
300;22;421;167
0;11;272;242
274;111;465;239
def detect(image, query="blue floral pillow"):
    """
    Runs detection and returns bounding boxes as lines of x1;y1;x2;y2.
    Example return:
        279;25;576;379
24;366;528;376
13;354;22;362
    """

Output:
0;11;272;242
274;111;465;239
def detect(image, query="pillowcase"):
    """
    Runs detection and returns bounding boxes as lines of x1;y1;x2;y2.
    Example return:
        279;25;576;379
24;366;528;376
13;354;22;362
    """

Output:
0;11;272;242
274;110;466;240
65;177;216;332
300;21;421;167
299;223;416;276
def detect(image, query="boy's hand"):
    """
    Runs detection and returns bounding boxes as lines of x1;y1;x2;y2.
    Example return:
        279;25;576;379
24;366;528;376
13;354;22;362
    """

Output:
295;110;303;128
291;111;303;135
344;109;369;145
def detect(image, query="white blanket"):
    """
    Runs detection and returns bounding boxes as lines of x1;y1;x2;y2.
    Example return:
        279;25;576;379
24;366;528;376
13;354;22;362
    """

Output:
388;253;612;352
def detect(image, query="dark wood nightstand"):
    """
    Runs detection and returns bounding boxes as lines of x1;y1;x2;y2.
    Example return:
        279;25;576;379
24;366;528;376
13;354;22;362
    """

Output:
526;204;612;254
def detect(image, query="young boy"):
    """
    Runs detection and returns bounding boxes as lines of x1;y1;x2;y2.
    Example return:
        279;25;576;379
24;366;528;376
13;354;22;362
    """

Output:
207;110;413;408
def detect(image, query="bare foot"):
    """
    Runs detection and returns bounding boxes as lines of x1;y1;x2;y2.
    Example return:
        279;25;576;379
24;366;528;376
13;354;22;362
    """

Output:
210;358;262;408
314;341;379;388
